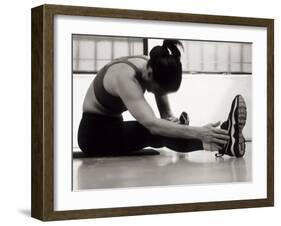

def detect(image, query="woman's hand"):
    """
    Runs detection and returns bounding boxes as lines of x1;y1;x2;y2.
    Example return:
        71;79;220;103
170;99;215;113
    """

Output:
165;112;189;125
165;115;180;124
196;121;229;146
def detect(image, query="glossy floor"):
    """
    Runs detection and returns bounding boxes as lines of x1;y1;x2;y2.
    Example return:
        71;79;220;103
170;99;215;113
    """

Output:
73;142;252;191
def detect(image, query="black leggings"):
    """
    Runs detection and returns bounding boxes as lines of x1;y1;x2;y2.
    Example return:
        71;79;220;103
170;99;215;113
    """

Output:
78;112;203;157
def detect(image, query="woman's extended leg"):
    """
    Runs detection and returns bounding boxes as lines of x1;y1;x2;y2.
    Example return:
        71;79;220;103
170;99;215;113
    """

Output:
121;120;203;153
78;112;203;157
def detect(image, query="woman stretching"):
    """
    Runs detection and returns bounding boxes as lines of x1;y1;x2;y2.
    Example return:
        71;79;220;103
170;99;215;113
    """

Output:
78;40;247;158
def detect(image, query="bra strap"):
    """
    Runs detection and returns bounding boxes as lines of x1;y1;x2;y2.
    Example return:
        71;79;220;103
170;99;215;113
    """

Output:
123;60;142;77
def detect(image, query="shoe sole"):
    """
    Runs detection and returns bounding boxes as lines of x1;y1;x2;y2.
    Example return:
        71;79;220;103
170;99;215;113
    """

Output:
229;95;247;157
179;112;189;125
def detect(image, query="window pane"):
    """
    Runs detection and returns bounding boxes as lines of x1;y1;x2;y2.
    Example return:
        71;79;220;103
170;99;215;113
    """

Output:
230;43;242;72
242;44;252;62
79;40;95;59
78;59;94;71
73;58;77;71
113;39;129;58
131;41;144;55
72;39;79;71
217;42;229;72
187;41;201;72
202;42;216;72
96;60;111;70
96;40;112;60
242;44;252;73
242;63;252;73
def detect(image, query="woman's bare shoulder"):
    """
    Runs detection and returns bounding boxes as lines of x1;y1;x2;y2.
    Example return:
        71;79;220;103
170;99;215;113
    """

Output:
102;62;144;98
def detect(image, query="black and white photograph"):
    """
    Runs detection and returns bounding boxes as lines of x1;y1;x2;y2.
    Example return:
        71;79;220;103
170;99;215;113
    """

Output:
30;4;274;220
72;35;252;190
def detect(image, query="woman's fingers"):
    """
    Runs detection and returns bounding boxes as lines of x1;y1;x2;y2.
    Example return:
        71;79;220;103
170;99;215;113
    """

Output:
214;128;229;135
214;134;230;140
212;138;228;145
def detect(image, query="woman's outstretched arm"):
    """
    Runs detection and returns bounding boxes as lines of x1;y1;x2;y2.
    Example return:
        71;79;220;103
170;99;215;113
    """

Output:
116;75;229;145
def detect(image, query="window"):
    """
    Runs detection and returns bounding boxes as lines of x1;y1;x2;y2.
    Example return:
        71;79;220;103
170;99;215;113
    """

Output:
181;40;252;74
73;36;252;75
72;35;146;74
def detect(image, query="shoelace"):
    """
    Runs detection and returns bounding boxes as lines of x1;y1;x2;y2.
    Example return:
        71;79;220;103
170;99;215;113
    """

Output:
215;153;224;157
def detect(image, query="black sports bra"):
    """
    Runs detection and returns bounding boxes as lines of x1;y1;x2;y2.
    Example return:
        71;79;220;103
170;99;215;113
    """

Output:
93;56;148;115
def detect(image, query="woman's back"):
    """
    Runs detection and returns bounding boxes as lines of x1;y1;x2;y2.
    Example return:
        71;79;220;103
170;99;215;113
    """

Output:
82;56;148;117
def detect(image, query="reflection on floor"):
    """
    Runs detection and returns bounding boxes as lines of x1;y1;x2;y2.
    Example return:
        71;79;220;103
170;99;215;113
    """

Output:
73;142;252;191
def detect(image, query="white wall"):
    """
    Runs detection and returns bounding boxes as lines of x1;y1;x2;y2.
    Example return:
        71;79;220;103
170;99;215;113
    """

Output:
73;74;252;148
0;0;280;226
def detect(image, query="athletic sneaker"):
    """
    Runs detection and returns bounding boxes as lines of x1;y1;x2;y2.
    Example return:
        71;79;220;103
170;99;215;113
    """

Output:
216;95;247;158
179;111;189;125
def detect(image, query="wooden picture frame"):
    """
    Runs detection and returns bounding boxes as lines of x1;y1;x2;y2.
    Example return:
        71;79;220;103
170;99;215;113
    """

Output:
31;4;274;221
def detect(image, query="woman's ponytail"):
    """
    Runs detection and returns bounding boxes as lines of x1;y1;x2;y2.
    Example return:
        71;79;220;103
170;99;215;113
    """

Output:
162;39;183;58
149;39;183;61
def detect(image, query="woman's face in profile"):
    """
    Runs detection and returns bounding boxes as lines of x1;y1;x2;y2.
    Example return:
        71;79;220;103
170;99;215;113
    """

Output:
144;67;170;96
146;80;169;96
